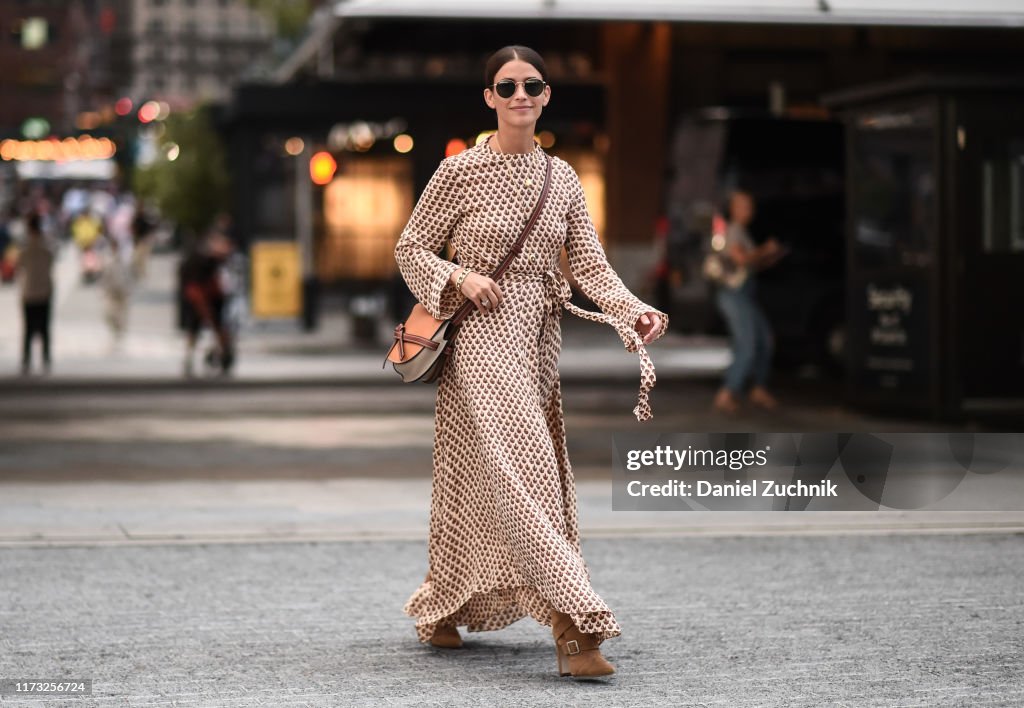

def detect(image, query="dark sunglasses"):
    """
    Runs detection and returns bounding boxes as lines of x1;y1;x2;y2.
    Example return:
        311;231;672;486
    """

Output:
489;78;547;99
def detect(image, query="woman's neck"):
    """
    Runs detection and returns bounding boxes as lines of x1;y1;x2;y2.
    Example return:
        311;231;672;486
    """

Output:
493;126;535;154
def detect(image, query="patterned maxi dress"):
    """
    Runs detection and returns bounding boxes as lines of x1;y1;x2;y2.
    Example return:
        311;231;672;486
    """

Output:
394;135;669;645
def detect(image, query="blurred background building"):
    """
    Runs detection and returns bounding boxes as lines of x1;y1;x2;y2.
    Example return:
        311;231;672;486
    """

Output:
0;0;114;137
0;0;277;136
113;0;275;105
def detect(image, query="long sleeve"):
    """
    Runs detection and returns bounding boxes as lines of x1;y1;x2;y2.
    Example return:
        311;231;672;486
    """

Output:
563;167;669;351
394;157;465;320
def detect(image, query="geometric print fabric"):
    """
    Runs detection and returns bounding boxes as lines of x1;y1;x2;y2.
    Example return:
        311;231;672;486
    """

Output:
395;135;669;644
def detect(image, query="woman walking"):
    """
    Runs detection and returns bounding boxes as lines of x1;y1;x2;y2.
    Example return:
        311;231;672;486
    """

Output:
394;45;668;678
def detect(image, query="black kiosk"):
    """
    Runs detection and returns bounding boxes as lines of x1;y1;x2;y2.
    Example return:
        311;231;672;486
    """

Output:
823;76;1024;421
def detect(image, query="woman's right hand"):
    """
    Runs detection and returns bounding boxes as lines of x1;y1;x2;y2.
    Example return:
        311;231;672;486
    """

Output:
451;267;503;314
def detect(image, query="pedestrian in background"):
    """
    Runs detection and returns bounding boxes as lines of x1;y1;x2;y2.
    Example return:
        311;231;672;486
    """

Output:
101;234;133;351
16;212;55;375
0;206;16;283
71;209;104;284
712;189;787;414
394;44;667;679
179;231;235;377
130;203;156;281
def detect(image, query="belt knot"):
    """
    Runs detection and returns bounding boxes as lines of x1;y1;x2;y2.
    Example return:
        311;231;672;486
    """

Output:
540;270;572;314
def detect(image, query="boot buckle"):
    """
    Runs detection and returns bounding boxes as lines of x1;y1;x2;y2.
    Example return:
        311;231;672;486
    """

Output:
565;639;581;655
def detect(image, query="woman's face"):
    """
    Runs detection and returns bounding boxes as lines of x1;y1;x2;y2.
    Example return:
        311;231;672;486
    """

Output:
483;59;550;128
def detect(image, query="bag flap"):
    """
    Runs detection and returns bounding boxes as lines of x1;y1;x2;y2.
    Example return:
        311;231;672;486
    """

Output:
386;303;450;363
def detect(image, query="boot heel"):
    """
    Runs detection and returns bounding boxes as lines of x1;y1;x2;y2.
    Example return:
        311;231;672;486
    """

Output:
555;644;570;676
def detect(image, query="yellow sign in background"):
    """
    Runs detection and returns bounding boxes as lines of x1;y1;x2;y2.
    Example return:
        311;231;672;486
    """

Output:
250;241;302;318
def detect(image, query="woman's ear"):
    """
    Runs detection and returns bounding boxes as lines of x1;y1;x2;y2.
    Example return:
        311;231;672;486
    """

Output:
483;88;495;110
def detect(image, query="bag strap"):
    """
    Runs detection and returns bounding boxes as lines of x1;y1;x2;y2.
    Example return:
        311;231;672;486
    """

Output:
449;152;553;328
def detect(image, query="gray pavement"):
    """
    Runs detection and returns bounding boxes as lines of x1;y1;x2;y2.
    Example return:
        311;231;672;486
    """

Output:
1;384;1023;705
6;384;1020;546
1;534;1022;707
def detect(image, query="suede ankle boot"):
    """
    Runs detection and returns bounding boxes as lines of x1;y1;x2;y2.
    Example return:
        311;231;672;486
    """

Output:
429;623;463;648
550;609;615;678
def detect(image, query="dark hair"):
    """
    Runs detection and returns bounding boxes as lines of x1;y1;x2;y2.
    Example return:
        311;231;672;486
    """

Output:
484;45;548;88
26;211;41;234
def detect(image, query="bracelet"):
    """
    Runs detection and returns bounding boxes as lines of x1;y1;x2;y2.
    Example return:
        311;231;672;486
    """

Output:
455;267;471;293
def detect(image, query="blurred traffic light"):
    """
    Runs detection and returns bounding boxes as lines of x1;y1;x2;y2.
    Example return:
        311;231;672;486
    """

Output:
309;151;336;185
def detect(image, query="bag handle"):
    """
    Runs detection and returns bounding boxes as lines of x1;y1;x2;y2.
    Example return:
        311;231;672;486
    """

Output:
449;153;553;328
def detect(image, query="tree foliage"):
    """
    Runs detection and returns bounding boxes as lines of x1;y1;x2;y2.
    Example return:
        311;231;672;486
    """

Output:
244;0;316;40
133;106;230;238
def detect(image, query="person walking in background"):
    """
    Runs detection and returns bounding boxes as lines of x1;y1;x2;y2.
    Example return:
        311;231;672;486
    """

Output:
0;206;15;283
179;231;235;377
208;213;244;343
712;189;787;414
3;206;26;283
16;212;55;375
130;203;156;281
71;209;104;284
106;193;136;269
101;234;133;352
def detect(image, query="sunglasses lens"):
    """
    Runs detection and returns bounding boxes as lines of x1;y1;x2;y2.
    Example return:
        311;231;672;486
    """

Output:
495;81;516;98
525;80;545;96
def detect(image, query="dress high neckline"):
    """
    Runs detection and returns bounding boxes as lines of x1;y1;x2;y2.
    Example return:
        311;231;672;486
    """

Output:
484;134;541;158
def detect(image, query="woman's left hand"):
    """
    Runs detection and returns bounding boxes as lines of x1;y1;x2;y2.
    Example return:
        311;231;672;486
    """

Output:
634;312;663;345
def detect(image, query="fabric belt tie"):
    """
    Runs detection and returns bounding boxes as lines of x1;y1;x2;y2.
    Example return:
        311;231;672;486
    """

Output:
533;269;656;423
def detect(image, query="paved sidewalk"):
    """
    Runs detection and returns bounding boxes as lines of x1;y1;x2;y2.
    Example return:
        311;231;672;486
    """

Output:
0;248;730;386
2;476;1024;548
1;534;1022;707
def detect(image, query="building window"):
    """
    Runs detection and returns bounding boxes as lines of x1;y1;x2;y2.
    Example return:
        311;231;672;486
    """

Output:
147;18;165;34
982;141;1024;254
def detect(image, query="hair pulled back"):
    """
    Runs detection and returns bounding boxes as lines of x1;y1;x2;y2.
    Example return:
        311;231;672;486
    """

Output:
484;45;548;87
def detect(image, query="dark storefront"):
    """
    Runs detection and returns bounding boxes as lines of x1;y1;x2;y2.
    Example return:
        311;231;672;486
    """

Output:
825;77;1024;419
